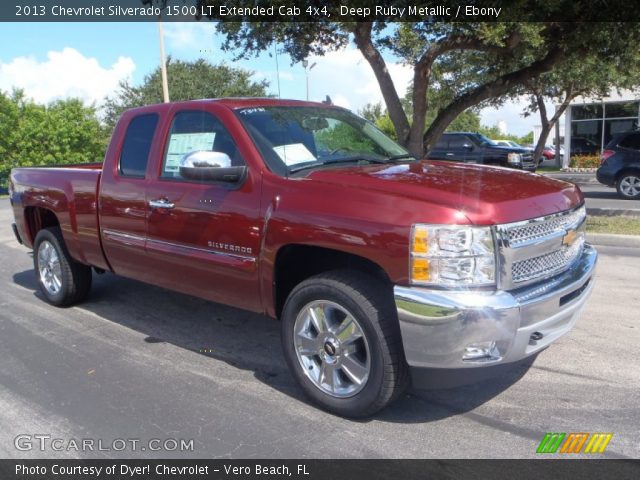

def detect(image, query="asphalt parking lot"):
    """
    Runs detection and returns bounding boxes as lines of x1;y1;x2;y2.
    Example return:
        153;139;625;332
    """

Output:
0;199;638;459
581;184;640;213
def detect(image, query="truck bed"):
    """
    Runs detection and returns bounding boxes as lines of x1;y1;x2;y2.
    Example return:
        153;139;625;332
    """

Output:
10;163;108;270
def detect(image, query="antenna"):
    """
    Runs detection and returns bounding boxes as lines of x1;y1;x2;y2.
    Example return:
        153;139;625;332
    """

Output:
274;42;281;98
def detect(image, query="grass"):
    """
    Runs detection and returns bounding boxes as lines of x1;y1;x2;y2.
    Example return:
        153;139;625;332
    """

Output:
586;216;640;236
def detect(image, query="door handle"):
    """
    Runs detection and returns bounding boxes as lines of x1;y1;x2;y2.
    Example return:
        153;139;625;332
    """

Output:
149;198;175;209
446;153;454;156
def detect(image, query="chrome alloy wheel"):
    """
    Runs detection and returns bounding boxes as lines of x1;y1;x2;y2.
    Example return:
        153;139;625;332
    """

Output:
293;300;371;398
38;240;62;296
620;175;640;197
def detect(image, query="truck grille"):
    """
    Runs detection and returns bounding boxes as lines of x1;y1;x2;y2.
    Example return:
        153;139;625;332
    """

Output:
522;153;535;168
504;206;585;247
511;238;584;283
496;206;586;289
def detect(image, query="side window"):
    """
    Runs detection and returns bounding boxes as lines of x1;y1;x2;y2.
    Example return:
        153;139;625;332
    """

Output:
161;110;245;179
119;114;158;178
620;133;640;150
434;136;448;149
448;135;470;149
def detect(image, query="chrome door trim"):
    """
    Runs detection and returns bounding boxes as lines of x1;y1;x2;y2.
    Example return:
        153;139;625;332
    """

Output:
146;237;256;262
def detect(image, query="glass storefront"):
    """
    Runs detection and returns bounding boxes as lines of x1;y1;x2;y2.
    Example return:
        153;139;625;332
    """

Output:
570;101;639;154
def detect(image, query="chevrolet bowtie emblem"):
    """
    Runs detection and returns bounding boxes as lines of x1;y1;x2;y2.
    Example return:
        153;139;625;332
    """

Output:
562;229;578;247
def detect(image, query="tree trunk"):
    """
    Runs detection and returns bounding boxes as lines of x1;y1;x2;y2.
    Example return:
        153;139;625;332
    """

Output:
352;23;410;146
532;93;550;166
533;91;574;169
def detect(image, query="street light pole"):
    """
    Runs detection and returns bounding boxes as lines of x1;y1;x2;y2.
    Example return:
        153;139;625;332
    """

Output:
302;60;316;101
158;19;170;103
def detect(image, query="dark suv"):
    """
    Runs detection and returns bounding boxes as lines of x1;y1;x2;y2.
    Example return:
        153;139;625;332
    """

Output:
596;131;640;199
428;132;536;171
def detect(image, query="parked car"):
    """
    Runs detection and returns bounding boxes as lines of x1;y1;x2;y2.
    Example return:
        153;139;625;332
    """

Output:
9;99;596;417
542;146;556;160
429;132;537;171
496;139;536;153
596;130;640;199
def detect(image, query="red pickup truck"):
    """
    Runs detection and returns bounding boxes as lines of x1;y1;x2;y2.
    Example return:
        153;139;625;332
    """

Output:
9;98;597;417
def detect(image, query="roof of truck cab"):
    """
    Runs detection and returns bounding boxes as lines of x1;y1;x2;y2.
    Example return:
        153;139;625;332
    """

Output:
124;98;341;116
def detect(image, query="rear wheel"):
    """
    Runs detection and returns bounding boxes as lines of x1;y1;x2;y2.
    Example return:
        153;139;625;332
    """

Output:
33;227;92;306
616;173;640;199
281;270;408;417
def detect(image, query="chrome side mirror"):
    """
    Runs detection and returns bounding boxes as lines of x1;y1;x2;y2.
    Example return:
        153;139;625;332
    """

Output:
179;151;245;183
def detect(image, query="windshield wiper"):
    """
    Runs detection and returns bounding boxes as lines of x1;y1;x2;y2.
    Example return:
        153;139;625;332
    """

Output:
288;156;388;174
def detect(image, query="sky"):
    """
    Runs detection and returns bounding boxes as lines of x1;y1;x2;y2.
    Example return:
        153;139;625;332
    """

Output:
0;22;543;136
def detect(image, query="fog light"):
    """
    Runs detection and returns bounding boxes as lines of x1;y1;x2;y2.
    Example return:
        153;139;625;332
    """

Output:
463;341;501;361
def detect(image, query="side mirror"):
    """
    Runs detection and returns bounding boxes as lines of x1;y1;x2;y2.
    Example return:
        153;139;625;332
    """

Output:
179;151;246;183
462;143;474;151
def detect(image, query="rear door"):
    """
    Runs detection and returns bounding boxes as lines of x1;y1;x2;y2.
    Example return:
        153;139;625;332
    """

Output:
446;134;474;162
143;105;264;312
99;112;159;281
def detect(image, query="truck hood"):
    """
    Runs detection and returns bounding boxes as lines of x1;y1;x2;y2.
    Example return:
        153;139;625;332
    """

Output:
488;145;531;154
305;160;582;225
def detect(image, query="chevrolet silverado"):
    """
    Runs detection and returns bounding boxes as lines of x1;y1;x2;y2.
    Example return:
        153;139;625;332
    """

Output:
9;99;597;417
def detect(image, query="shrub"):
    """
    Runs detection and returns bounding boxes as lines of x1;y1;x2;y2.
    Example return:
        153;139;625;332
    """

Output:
569;154;600;169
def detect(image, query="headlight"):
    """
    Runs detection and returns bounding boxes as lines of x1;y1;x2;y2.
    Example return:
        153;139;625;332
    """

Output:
410;225;496;286
507;153;522;164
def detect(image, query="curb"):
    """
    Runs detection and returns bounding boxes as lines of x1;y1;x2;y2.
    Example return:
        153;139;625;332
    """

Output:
543;173;599;186
587;207;640;218
587;232;640;248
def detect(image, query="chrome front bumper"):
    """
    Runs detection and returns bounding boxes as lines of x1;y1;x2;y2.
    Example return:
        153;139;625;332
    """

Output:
394;244;597;369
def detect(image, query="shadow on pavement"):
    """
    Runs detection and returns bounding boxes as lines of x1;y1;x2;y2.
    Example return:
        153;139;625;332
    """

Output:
13;269;536;424
582;189;620;200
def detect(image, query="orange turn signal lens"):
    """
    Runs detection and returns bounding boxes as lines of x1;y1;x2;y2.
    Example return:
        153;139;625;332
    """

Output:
411;258;430;282
412;227;429;254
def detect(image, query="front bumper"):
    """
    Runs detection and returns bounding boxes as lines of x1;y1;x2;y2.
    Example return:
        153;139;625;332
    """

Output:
394;244;597;371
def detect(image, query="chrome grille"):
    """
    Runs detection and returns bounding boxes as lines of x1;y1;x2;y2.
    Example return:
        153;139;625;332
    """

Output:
497;206;586;289
504;206;585;247
511;237;584;283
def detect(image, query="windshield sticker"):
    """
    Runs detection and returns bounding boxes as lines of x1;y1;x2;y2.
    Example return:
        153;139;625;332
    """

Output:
273;143;316;166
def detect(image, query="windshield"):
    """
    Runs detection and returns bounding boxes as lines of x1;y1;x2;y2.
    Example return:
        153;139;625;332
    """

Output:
473;134;498;146
235;106;413;175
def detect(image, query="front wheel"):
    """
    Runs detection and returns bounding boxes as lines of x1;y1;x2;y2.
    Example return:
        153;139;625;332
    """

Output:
33;227;92;306
616;174;640;199
281;270;408;417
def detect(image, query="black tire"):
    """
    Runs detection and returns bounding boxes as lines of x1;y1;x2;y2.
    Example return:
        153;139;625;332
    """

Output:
616;173;640;199
33;227;92;306
281;270;409;418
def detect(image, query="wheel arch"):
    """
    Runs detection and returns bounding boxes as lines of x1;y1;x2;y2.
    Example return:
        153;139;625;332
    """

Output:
272;244;392;319
23;206;60;245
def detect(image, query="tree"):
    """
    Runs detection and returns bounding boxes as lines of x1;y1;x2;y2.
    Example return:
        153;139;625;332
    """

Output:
103;58;269;129
520;50;640;166
211;4;640;157
0;91;107;188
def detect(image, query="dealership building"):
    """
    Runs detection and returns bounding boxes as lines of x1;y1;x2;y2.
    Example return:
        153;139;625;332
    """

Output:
535;90;640;167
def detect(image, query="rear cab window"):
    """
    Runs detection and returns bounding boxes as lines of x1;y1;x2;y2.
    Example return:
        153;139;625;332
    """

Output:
119;114;159;178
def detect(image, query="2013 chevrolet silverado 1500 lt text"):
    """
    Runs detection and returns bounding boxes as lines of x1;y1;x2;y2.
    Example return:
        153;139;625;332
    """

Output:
9;98;597;417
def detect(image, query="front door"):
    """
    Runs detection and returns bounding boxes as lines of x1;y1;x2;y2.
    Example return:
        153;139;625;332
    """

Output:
144;108;263;312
